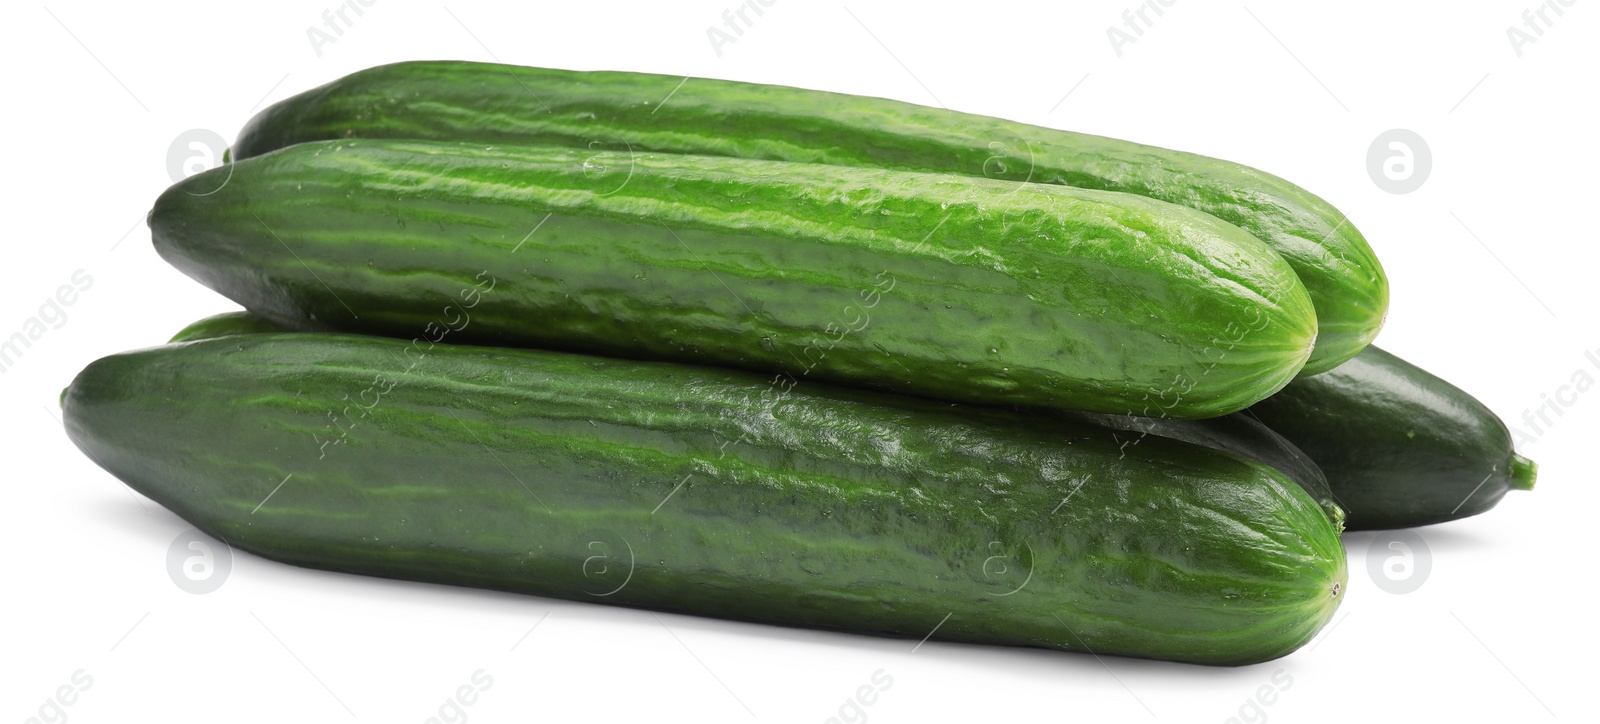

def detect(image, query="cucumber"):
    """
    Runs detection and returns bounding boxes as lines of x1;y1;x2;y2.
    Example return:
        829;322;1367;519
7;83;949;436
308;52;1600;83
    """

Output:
62;329;1344;666
167;311;318;343
1063;409;1343;529
230;60;1385;375
168;310;287;342
1248;346;1536;529
150;139;1318;418
171;311;1344;526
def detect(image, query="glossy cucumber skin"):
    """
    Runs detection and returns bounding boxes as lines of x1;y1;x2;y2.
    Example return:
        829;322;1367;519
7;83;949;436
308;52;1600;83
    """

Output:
1064;409;1342;529
173;311;1342;526
150;140;1317;418
1248;346;1536;530
165;311;317;342
231;60;1384;374
64;331;1344;665
167;310;287;342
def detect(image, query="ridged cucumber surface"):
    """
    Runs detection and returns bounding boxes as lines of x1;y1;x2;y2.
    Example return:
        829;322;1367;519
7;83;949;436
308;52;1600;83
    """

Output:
172;311;1343;527
64;330;1345;665
1249;346;1536;529
151;140;1318;418
231;60;1385;374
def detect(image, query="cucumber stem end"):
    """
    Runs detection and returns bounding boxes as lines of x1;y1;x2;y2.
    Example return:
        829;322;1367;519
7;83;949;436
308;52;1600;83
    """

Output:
1510;453;1538;491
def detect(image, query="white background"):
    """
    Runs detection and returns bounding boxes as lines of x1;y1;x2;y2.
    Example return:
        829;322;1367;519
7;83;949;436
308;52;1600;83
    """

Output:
3;1;1593;722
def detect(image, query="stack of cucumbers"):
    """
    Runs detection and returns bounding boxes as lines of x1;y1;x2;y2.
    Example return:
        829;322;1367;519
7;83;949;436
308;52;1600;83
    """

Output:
63;61;1535;666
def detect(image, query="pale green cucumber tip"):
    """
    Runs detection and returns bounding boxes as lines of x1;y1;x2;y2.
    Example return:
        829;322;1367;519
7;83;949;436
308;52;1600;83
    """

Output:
1510;453;1538;491
1326;502;1347;533
58;387;68;409
1280;326;1320;380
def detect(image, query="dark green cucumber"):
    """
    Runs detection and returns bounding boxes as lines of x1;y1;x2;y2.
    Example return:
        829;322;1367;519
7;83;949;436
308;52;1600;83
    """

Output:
167;311;313;343
1248;346;1536;530
172;311;1344;527
63;329;1344;666
150;139;1318;418
168;310;288;342
231;60;1385;374
1063;409;1342;529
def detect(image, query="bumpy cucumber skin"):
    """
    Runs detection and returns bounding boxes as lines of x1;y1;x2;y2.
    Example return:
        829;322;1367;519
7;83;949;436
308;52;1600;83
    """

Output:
150;140;1316;418
230;60;1383;374
175;311;1343;526
1249;346;1535;530
63;331;1343;666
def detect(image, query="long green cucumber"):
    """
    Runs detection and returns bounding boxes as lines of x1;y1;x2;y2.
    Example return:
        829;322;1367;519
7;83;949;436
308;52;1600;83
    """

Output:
230;60;1385;374
150;140;1317;418
1248;346;1537;529
171;311;1344;526
64;329;1344;666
